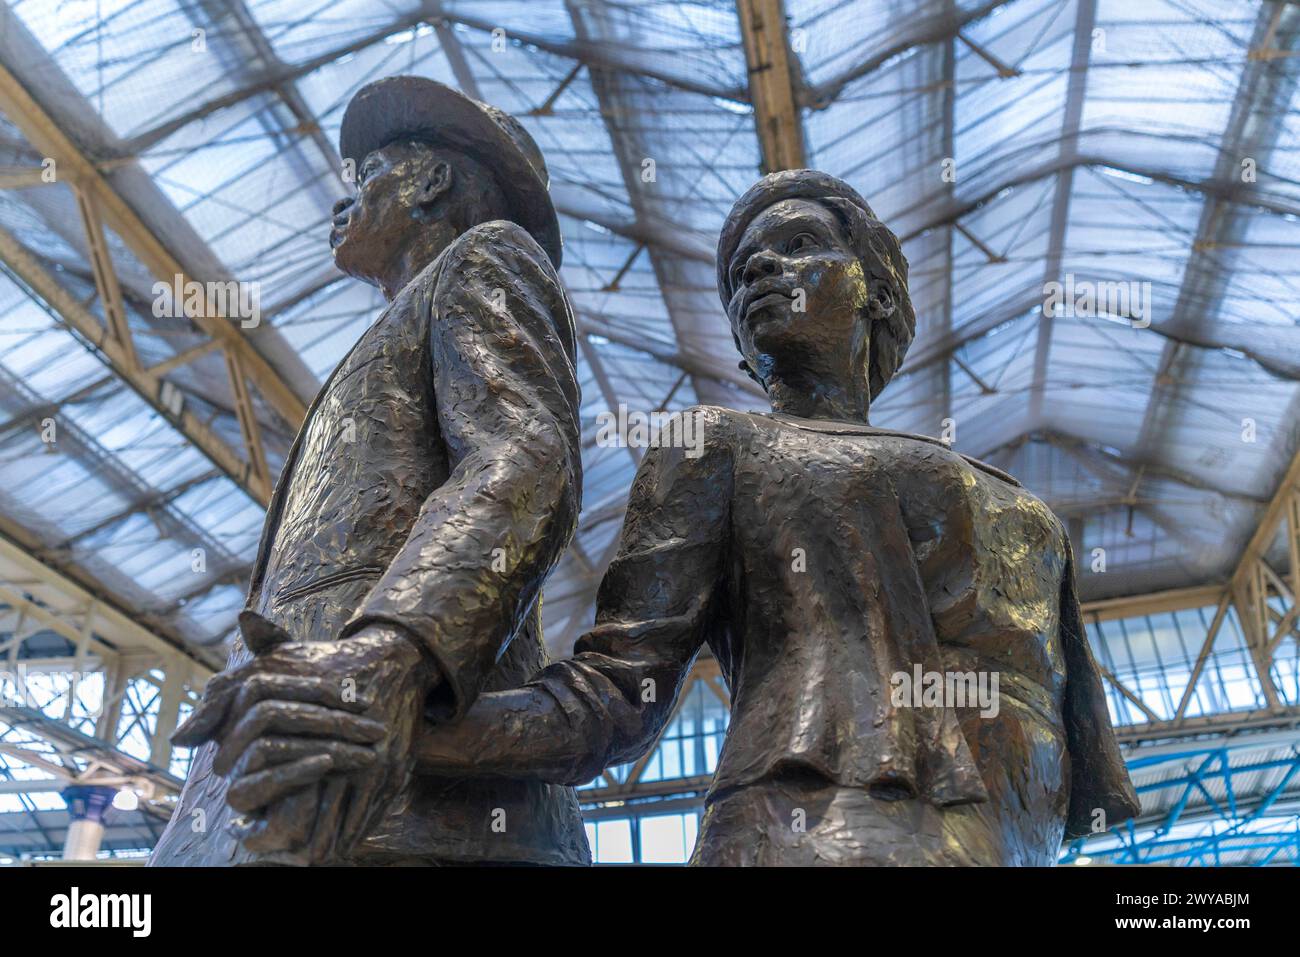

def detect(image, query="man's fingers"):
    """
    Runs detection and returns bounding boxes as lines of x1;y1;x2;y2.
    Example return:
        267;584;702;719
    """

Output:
229;736;377;780
227;753;333;814
266;790;318;852
336;758;407;855
170;674;240;747
174;651;374;750
236;818;292;857
227;740;376;811
336;781;376;855
230;672;373;719
212;701;386;777
231;790;319;858
170;703;219;748
307;777;350;864
230;797;313;859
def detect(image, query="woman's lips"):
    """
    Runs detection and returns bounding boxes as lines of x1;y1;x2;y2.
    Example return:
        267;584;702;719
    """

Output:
745;290;792;317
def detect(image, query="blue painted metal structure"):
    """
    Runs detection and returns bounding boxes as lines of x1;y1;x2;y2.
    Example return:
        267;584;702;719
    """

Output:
1062;737;1300;866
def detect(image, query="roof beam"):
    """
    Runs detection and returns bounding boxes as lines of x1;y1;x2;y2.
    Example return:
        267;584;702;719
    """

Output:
936;14;957;438
897;149;1300;244
736;0;808;173
1124;4;1300;713
895;279;1300;396
550;182;715;264
0;6;313;424
1129;3;1300;461
1039;428;1270;508
120;9;434;156
0;509;218;673
123;2;746;158
575;314;764;397
0;223;273;503
564;0;715;408
429;3;747;103
577;333;640;470
74;186;137;373
0;533;214;674
0;706;188;819
0;164;51;188
0;58;306;430
1027;0;1096;425
1227;409;1300;713
1082;583;1227;623
433;9;720;267
805;0;1016;109
222;0;346;185
0;368;247;621
55;470;222;549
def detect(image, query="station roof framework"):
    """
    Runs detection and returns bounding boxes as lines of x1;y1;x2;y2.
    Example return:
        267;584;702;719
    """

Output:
0;0;1298;861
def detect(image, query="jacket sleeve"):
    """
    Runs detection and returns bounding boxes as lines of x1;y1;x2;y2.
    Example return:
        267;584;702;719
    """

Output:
342;221;581;720
1058;539;1142;839
415;409;733;785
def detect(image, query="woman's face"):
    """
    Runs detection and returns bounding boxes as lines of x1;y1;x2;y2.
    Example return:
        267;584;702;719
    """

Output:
725;198;870;380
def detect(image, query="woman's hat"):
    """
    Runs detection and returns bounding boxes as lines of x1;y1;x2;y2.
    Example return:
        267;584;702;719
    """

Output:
716;168;878;304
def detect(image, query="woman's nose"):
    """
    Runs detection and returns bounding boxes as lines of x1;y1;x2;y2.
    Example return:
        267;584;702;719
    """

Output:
742;249;782;286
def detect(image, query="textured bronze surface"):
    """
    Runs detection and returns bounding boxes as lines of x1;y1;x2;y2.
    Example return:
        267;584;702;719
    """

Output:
417;169;1141;866
150;78;588;866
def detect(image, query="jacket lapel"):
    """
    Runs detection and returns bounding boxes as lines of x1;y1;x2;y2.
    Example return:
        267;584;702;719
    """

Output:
242;310;383;610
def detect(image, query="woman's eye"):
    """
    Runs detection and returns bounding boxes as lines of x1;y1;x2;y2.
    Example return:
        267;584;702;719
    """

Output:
788;233;816;253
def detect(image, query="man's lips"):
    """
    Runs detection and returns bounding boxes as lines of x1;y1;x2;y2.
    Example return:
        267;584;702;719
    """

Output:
329;205;351;249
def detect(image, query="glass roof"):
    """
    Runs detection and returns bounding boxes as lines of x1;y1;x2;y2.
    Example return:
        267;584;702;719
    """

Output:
0;0;1296;666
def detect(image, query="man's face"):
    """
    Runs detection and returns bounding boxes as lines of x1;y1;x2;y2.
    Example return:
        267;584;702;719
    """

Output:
725;199;871;377
330;141;450;287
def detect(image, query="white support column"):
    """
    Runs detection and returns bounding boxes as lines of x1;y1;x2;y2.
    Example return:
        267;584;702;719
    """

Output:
150;663;188;769
60;785;117;861
95;658;127;746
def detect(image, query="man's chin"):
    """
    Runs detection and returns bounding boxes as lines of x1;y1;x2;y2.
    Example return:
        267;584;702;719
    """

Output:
330;241;364;277
330;252;378;289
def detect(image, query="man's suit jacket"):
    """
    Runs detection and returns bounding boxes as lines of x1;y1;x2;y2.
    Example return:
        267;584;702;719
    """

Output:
151;221;591;866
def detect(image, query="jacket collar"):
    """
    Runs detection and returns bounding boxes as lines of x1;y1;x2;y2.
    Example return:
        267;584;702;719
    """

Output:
759;412;1022;488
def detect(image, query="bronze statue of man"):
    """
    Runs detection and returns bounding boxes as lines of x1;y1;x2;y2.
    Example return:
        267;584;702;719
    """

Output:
150;77;590;866
416;170;1141;865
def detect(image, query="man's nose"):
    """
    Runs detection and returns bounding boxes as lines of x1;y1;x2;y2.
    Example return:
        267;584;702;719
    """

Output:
742;249;782;286
332;197;353;224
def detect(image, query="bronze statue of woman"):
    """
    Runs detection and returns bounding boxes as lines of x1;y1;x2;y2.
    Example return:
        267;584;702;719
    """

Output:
417;169;1140;865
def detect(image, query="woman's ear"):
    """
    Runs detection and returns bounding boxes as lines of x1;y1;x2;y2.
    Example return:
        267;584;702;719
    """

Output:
866;281;896;321
417;160;453;210
731;330;766;387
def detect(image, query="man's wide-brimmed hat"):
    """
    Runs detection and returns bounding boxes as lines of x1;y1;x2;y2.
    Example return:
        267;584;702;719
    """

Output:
340;75;563;268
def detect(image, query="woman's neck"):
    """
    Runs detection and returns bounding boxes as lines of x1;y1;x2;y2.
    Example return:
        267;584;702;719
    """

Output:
764;374;870;425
